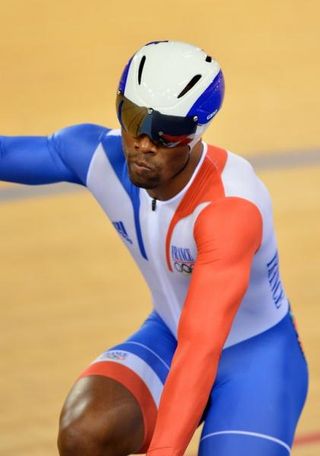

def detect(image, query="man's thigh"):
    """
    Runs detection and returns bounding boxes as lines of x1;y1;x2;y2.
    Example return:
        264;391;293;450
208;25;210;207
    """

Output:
61;312;176;454
198;313;308;456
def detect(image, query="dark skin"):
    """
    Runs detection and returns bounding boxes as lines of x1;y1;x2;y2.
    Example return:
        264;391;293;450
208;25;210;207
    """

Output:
58;131;203;456
122;129;203;200
58;377;145;455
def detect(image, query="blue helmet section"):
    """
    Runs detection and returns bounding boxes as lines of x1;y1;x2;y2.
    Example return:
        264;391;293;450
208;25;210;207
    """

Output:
118;56;133;93
187;71;225;125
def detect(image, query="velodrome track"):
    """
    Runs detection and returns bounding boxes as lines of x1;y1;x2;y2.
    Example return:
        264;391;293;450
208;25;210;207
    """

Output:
1;1;319;454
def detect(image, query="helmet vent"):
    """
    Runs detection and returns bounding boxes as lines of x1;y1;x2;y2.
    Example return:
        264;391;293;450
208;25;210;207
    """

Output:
205;55;212;62
138;56;146;85
177;74;202;98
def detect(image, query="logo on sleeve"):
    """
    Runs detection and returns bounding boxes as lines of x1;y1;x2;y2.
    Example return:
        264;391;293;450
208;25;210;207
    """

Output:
267;251;285;308
112;221;133;244
171;245;194;274
105;351;128;361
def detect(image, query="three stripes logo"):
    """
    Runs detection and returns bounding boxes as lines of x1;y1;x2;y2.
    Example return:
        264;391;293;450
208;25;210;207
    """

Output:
112;221;133;244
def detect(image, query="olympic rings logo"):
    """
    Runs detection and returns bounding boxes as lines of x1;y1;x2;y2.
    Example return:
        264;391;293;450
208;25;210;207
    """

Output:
174;261;194;274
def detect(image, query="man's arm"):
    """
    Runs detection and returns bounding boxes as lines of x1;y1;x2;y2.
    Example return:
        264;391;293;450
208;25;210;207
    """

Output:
147;197;263;456
0;124;108;185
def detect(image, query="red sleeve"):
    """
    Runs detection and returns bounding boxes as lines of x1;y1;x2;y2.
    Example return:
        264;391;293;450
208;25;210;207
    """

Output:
147;197;263;456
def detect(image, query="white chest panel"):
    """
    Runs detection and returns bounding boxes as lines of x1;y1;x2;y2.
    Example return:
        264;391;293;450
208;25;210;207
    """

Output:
86;132;288;346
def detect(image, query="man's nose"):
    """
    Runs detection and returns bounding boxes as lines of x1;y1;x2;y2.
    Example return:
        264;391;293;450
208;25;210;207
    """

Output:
134;135;157;153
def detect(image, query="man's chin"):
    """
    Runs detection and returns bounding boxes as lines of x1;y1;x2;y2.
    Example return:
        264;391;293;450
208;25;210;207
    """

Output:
129;176;158;189
128;170;159;189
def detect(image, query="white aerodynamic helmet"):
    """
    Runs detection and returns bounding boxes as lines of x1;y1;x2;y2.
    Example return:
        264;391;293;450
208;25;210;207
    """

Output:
116;40;224;148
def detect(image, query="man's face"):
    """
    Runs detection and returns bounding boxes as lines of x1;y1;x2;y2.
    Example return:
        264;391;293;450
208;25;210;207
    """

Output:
121;129;191;190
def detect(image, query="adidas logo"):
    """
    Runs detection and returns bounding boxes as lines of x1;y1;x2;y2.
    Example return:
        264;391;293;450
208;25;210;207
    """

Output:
112;221;133;244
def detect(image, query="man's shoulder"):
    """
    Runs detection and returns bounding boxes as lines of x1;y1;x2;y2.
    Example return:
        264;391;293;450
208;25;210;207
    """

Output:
205;143;256;171
51;123;112;149
48;124;122;185
202;143;271;214
214;148;264;191
51;124;124;163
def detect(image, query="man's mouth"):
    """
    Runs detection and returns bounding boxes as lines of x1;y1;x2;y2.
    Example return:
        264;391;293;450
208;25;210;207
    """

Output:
136;160;152;169
130;159;154;172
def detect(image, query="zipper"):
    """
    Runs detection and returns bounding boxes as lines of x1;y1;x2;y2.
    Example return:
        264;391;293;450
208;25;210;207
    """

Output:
152;198;157;211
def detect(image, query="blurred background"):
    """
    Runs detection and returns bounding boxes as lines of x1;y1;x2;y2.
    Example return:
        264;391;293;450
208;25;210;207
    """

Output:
0;1;319;454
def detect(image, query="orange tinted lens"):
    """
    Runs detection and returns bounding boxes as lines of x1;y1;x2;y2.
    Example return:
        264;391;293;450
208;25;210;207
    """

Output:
116;93;148;136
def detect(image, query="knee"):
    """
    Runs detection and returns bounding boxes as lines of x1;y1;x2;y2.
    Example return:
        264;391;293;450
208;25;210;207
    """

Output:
58;408;114;455
58;400;142;456
57;376;144;455
58;419;85;455
58;414;98;455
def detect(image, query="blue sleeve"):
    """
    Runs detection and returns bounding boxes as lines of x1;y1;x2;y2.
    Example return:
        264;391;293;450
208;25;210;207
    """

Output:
0;123;109;186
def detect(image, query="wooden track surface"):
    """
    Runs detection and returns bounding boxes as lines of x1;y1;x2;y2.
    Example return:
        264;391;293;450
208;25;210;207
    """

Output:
0;1;319;454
